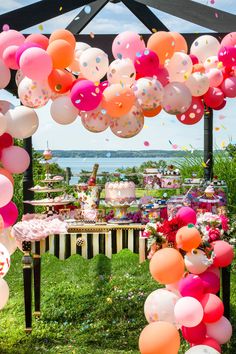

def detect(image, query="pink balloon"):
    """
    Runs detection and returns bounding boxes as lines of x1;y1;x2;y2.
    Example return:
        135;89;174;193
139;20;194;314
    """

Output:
201;293;224;323
176;96;204;125
212;240;234;267
196;337;221;352
206;68;223;87
0;175;13;208
0;201;18;228
176;206;197;225
99;80;109;93
155;66;169;86
203;87;224;109
15;42;41;66
2;45;19;69
0;59;11;89
178;274;204;301
221;76;236;97
182;322;206;344
19;47;52;81
207;265;220;278
189;54;199;65
1;146;30;174
134;49;159;79
198;271;220;294
0;29;25;58
70;79;102;111
174;297;203;327
112;31;145;61
206;316;232;344
218;46;236;69
221;32;236;47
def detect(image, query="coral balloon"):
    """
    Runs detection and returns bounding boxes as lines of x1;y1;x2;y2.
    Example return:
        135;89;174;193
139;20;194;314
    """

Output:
112;31;145;61
0;242;10;278
144;288;180;325
48;68;75;94
176;207;197;225
81;104;110;133
0;59;11;89
212;240;234;268
0;168;14;185
6;106;39;139
176;225;201;251
102;84;135;118
185;345;220;354
49;29;76;49
50;96;78;125
149;248;185;284
134;49;159;79
206;316;232;344
134;77;163;110
79;48;109;82
198;271;220;294
166;52;192;82
174;297;203;327
221;76;236;98
25;33;49;50
0;278;9;309
218;45;236;69
201;293;224;323
182;322;206;344
162;82;192;115
0;227;17;255
0;29;25;58
0;112;7;136
19;47;52;81
110;104;144;138
184;249;210;275
0;175;13;208
190;35;220;63
18;77;51;109
107;58;136;85
70;79;102;111
198;338;221;352
47;39;74;69
186;72;210;97
203;87;224;109
178;274;204;300
2;45;19;69
176;97;204;125
206;69;223;88
147;31;175;65
139;321;180;354
1;146;30;174
0;202;18;228
221;32;236;47
143;105;162;118
171;32;188;53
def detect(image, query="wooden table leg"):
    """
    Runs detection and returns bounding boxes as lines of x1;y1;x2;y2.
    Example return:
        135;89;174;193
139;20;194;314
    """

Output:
222;265;231;319
22;241;33;333
33;254;41;318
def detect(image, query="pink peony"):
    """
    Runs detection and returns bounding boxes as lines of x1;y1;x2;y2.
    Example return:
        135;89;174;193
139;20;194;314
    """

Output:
208;228;221;242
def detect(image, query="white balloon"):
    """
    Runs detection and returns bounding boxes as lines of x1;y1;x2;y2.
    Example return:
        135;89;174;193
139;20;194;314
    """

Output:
190;35;220;63
0;242;10;278
0;278;9;309
50;96;79;125
79;47;109;82
162;82;192;114
184;249;210;274
185;345;220;354
0;112;7;136
81;104;110;133
107;58;136;85
204;56;220;71
134;77;163;110
0;228;17;255
166;52;193;82
15;69;25;86
6;105;39;139
18;77;51;108
185;72;210;97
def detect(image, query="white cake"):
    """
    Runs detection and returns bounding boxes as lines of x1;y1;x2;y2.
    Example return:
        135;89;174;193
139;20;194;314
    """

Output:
105;181;136;204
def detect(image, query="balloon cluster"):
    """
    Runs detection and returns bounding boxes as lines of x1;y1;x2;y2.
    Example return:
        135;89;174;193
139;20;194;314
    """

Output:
1;29;236;137
139;207;234;354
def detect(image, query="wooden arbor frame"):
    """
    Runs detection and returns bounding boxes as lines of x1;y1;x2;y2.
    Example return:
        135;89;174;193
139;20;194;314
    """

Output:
0;0;234;330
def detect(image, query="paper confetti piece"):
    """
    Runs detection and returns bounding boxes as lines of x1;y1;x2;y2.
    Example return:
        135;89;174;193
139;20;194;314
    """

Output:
59;6;63;11
38;24;43;31
172;144;178;150
214;127;220;131
221;141;226;148
143;125;148;129
106;152;111;158
84;5;91;14
210;0;215;4
215;12;219;18
89;32;95;39
144;141;150;147
105;138;109;142
2;24;9;31
221;124;227;130
219;114;225;120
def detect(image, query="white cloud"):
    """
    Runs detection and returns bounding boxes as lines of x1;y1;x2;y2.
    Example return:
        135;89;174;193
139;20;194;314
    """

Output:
105;2;127;15
0;0;22;12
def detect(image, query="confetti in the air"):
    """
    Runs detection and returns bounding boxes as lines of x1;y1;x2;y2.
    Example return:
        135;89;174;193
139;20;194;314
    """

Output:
219;114;225;120
221;141;226;148
2;24;9;31
215;12;219;18
59;6;63;11
144;141;150;147
215;127;220;131
90;32;95;39
84;5;92;14
38;24;43;31
106;152;111;158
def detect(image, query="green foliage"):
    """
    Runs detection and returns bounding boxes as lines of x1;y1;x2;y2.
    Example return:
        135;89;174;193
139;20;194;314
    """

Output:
1;250;235;354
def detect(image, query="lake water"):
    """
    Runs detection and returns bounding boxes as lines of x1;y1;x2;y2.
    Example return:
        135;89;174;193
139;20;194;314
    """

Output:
55;157;181;184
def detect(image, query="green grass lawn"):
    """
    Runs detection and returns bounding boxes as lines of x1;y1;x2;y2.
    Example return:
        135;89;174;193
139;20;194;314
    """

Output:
0;249;235;354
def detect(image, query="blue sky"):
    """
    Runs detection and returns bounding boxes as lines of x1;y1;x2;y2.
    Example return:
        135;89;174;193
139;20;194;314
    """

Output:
1;0;236;150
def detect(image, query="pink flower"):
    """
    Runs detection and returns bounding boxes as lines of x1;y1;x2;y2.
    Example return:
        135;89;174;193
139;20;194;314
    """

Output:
208;228;221;242
143;230;151;238
220;215;229;231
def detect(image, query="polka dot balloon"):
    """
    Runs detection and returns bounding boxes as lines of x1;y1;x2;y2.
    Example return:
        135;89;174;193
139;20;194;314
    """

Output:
79;47;109;82
176;97;204;125
0;243;10;278
18;77;51;108
133;77;163;110
107;58;136;85
81;104;110;133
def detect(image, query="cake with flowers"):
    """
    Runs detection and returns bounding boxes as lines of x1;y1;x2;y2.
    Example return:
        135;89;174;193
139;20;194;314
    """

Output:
105;181;136;204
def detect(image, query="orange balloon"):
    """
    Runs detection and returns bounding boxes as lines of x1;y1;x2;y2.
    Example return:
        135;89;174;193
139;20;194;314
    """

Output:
147;31;175;65
176;225;202;252
48;68;75;93
139;321;180;354
0;168;14;185
149;248;185;284
49;29;76;49
25;33;49;50
47;39;74;69
192;63;205;73
171;32;188;53
102;84;135;118
143;105;162;117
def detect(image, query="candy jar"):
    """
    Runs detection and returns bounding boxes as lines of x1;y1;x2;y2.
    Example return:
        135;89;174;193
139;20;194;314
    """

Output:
167;195;191;219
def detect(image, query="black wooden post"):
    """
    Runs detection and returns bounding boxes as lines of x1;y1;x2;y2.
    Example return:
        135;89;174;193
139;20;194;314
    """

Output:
204;106;213;181
22;241;33;333
23;137;34;213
